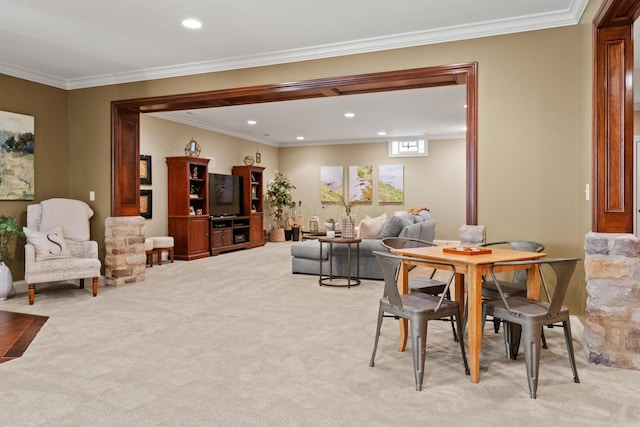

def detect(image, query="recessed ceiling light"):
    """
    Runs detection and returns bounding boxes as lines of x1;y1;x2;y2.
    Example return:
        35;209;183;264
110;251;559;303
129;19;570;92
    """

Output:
464;104;467;109
344;112;355;118
247;120;257;125
378;131;387;136
296;136;304;140
182;19;202;29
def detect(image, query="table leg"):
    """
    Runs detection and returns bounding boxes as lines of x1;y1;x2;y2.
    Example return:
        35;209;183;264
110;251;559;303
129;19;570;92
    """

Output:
346;242;351;288
453;273;464;315
526;265;541;300
397;260;409;352
318;240;323;285
467;267;482;383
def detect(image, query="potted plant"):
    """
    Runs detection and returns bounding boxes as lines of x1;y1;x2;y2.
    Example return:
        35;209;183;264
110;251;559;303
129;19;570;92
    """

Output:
0;215;23;301
266;171;295;242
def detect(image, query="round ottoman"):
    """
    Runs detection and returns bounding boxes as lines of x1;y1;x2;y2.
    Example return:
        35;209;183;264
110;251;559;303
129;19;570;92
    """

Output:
148;236;174;266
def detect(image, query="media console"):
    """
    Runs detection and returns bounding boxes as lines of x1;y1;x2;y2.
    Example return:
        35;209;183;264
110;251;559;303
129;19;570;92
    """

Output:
210;216;251;255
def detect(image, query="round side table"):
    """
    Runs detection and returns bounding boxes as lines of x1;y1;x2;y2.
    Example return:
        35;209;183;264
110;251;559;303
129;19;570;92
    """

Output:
318;236;361;288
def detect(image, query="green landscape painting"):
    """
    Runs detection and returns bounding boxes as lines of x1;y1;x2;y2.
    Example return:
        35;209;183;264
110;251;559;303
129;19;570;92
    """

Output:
348;165;373;203
0;110;35;200
320;166;343;203
378;164;404;203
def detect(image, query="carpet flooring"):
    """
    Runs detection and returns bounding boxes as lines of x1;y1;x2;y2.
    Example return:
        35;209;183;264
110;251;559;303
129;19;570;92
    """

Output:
0;242;638;426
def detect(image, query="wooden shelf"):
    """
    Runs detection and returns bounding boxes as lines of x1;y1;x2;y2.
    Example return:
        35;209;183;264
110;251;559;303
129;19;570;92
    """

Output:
166;156;211;260
210;216;252;255
232;165;265;248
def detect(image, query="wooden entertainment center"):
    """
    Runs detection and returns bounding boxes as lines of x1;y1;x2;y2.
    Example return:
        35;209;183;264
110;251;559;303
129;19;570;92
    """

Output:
166;157;265;259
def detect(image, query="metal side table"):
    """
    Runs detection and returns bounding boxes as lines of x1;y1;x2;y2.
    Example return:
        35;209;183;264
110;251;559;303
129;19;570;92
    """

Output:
318;237;361;288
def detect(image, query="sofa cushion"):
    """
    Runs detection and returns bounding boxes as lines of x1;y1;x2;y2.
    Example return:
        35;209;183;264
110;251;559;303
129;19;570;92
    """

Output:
377;215;413;239
290;240;329;260
24;226;72;262
331;238;384;257
398;218;436;242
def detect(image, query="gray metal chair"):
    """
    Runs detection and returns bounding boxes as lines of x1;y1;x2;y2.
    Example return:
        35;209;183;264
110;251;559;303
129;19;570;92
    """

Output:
479;241;547;356
380;237;459;342
370;251;469;391
483;258;580;399
481;241;546;304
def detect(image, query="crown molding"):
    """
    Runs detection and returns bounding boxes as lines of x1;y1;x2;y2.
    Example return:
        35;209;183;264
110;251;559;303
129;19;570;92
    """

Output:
1;2;588;90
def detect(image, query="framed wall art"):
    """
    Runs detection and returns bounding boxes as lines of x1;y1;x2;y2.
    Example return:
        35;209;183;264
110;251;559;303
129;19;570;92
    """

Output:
320;166;343;203
140;154;152;185
140;189;152;219
379;164;404;203
0;110;35;200
348;165;373;203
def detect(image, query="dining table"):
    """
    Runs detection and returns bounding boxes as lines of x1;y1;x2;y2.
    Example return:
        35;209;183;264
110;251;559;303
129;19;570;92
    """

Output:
391;245;546;383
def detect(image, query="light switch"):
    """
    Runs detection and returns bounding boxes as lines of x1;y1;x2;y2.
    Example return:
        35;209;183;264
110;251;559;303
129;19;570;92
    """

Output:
89;191;95;201
584;184;589;201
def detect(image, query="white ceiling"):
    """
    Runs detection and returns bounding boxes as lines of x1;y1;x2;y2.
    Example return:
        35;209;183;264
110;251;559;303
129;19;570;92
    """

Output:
0;0;588;146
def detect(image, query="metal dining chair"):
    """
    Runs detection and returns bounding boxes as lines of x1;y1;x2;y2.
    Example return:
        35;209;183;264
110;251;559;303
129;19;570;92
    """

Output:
483;258;580;399
477;240;550;358
381;237;459;342
370;251;469;391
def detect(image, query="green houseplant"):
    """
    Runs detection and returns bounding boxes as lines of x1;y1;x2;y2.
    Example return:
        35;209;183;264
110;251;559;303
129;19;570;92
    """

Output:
266;171;296;241
0;215;22;263
0;215;23;301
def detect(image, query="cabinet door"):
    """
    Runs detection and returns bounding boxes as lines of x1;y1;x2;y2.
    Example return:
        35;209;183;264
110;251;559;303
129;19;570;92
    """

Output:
188;216;210;255
211;229;233;248
250;213;264;246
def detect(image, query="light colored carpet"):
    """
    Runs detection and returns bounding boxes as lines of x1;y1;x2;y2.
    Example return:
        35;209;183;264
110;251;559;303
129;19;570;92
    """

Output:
0;242;638;426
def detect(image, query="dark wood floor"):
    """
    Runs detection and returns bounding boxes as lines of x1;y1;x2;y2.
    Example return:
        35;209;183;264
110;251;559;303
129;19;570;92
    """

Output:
0;310;48;363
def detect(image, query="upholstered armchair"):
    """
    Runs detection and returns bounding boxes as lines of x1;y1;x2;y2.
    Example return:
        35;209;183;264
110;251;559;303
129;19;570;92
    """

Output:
24;198;101;305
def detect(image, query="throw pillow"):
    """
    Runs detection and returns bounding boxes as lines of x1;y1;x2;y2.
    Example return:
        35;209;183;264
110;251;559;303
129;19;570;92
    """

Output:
24;226;72;261
358;217;387;238
364;213;387;222
377;215;413;239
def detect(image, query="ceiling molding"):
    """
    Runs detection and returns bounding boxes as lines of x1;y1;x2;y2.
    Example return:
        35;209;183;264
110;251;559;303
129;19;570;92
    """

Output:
150;111;466;147
3;2;588;91
0;62;67;89
149;112;280;147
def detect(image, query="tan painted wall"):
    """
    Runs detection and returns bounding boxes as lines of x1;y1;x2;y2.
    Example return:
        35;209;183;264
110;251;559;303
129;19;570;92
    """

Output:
0;74;70;276
140;119;465;239
140;115;277;236
0;0;600;314
278;139;465;240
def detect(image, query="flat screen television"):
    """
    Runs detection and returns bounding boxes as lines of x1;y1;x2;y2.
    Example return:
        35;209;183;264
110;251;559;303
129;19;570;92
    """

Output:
209;173;243;217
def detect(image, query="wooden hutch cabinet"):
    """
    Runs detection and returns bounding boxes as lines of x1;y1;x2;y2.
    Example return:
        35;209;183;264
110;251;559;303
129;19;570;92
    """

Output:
232;165;265;248
166;156;210;260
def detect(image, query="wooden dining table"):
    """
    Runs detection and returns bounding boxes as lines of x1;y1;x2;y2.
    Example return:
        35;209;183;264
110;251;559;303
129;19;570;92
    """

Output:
391;245;546;384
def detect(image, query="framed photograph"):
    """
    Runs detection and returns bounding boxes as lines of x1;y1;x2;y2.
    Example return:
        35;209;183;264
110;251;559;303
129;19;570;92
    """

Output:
140;189;152;219
140;155;152;185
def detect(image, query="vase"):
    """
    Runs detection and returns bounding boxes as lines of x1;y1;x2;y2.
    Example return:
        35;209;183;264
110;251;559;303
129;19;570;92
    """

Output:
342;213;355;238
0;262;14;301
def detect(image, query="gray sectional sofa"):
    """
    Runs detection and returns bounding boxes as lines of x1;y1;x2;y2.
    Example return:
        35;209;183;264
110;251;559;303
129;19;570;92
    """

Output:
290;210;436;280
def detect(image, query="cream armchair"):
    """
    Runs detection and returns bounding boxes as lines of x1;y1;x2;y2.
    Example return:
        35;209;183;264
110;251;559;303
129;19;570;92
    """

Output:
24;198;101;305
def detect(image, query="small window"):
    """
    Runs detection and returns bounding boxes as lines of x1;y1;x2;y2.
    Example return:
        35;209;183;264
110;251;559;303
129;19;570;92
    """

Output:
388;138;428;157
